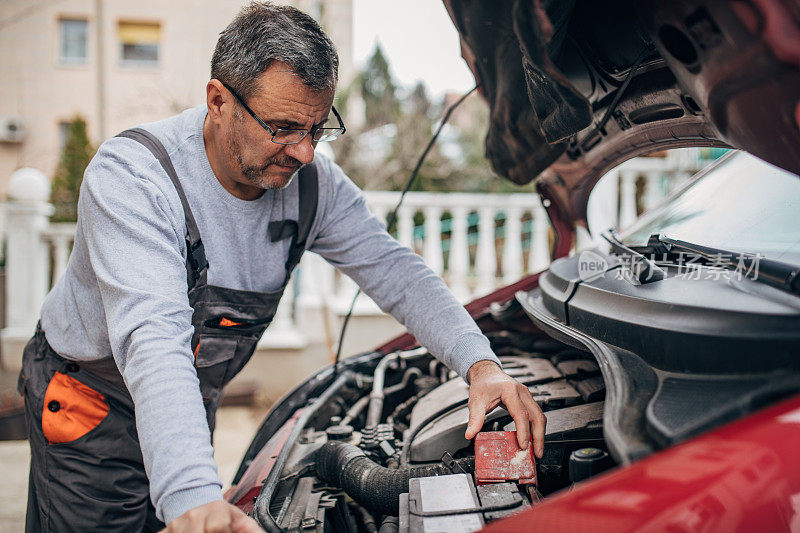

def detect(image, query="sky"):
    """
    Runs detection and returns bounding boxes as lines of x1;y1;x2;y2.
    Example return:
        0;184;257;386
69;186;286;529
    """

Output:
352;0;476;98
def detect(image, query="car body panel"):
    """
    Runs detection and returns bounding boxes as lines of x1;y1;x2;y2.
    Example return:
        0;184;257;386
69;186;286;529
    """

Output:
225;407;304;515
484;394;800;532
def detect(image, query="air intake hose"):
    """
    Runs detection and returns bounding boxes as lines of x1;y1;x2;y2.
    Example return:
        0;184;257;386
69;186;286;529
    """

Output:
315;441;475;515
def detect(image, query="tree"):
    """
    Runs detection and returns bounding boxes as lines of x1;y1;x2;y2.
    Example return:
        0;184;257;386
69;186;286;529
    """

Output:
51;116;94;222
335;48;534;195
359;44;400;128
449;93;529;193
387;84;455;192
408;81;430;117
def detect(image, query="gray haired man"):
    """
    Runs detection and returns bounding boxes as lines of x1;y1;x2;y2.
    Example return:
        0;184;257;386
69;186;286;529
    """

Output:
20;2;545;531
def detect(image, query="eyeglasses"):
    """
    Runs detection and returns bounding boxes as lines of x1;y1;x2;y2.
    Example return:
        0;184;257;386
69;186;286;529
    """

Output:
222;82;346;145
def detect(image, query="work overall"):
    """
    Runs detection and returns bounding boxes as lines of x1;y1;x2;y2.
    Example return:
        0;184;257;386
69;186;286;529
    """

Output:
19;128;318;532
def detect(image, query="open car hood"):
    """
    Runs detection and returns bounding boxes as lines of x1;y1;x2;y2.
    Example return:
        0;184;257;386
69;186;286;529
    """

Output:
443;0;800;238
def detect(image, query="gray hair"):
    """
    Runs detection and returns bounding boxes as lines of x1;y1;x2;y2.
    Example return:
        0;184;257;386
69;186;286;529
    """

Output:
211;1;338;100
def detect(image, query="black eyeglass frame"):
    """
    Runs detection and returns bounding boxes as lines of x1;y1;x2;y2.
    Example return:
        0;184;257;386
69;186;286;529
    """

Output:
221;82;346;145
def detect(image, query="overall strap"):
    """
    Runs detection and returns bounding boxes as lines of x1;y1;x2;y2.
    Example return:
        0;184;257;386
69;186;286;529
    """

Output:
116;128;208;287
287;162;318;280
268;162;319;282
294;162;319;259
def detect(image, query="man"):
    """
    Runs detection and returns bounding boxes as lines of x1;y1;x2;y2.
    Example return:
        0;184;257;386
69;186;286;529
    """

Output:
19;2;546;531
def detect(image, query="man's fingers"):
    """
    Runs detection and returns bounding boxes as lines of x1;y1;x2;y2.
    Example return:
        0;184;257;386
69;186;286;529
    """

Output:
521;392;546;458
465;364;548;459
465;398;487;440
532;410;546;459
502;387;531;449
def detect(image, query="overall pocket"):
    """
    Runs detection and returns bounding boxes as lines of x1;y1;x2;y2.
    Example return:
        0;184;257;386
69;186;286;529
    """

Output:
194;334;239;402
41;371;109;445
195;314;272;383
203;315;272;335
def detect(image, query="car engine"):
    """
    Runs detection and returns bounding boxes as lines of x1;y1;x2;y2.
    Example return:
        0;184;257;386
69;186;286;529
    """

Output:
247;306;613;532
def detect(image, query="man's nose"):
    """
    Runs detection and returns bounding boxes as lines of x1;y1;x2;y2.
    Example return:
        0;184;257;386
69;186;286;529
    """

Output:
283;135;316;165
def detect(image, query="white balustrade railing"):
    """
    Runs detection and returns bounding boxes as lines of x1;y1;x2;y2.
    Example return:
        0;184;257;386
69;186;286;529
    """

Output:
0;148;720;360
45;223;77;285
476;205;497;296
361;191;549;296
423;205;443;275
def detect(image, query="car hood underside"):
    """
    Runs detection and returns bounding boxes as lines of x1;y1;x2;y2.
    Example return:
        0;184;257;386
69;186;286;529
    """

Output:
443;0;800;229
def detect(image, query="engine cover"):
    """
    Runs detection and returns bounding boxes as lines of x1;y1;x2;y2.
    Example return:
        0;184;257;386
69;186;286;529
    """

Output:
407;355;603;462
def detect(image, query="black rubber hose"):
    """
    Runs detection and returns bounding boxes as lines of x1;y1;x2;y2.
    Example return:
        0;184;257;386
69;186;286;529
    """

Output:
315;441;475;515
348;502;378;533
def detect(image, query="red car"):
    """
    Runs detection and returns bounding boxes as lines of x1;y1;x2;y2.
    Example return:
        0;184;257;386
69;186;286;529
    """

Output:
227;0;800;531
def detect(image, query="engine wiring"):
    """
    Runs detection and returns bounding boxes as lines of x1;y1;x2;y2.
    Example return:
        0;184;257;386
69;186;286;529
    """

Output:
574;47;651;155
331;83;480;380
248;302;611;530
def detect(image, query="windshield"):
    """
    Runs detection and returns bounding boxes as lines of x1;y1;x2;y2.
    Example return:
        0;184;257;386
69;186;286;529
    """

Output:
620;151;800;266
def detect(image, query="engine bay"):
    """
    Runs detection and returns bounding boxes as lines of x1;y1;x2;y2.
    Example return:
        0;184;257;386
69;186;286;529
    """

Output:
245;310;614;532
230;276;800;532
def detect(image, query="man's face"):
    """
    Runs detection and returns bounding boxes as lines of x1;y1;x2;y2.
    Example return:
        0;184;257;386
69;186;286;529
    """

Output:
225;62;335;191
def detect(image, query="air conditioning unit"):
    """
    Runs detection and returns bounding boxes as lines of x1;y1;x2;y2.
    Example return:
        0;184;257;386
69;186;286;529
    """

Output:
0;115;25;143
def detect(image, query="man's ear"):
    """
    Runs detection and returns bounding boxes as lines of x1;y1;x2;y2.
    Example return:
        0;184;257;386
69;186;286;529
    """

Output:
206;79;230;124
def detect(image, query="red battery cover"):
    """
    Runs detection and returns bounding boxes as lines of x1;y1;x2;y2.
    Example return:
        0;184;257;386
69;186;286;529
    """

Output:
474;431;537;486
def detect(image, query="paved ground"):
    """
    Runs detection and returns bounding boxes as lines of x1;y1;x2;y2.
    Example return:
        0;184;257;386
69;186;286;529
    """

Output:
0;439;28;532
0;405;266;531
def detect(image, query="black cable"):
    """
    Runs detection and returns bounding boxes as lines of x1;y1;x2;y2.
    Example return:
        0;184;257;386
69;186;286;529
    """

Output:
332;84;479;379
409;496;524;517
578;48;650;153
399;399;469;466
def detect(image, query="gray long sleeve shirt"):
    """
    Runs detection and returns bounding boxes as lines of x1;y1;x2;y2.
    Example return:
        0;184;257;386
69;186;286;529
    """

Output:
39;105;500;523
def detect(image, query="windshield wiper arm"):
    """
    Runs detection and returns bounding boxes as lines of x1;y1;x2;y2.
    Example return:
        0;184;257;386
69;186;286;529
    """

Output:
601;229;666;284
643;234;800;297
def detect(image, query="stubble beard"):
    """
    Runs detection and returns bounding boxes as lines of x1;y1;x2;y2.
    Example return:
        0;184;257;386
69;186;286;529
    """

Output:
228;131;302;191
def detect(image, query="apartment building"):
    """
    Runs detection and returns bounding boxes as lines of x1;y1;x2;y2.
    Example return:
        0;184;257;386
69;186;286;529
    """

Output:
0;0;354;195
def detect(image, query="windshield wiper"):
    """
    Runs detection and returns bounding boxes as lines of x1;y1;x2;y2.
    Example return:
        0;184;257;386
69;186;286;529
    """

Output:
601;229;665;284
633;234;800;297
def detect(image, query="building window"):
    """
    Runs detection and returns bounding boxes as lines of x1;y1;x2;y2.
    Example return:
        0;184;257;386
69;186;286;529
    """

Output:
59;18;88;64
118;21;160;66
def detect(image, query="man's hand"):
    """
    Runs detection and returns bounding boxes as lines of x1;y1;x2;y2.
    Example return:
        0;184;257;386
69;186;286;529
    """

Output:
161;500;262;533
465;360;546;458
